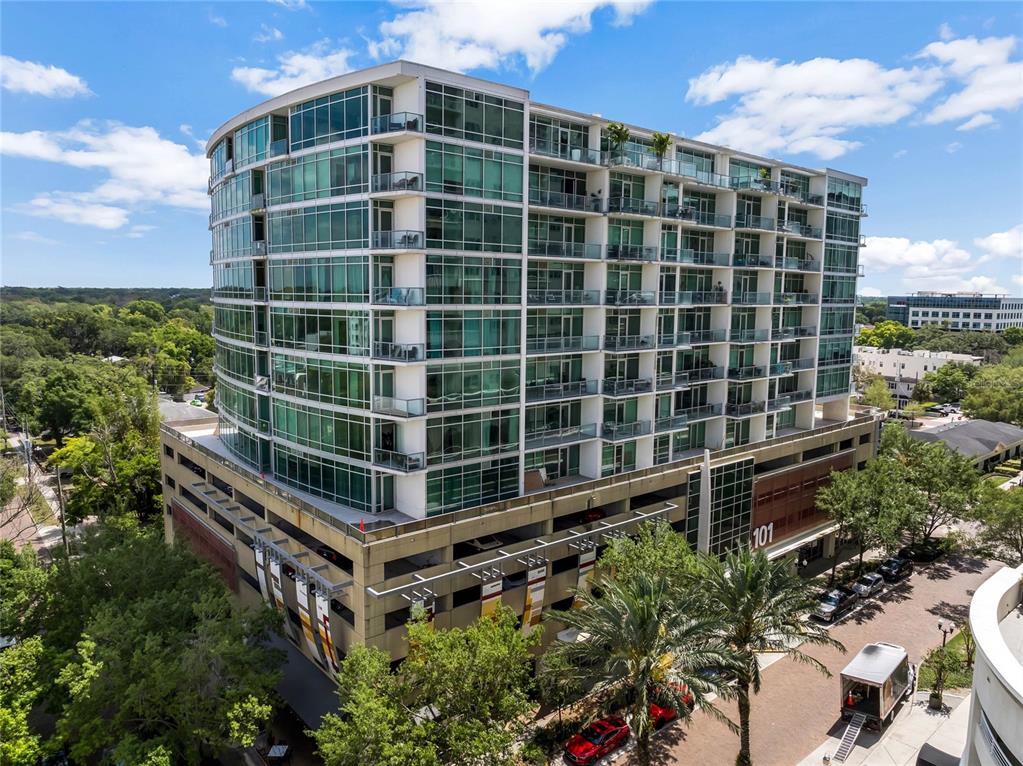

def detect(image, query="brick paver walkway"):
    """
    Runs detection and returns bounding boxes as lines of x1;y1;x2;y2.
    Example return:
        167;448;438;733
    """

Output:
638;554;1002;766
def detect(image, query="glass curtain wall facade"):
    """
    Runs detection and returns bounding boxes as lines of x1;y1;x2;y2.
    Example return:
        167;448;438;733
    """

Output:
206;61;865;522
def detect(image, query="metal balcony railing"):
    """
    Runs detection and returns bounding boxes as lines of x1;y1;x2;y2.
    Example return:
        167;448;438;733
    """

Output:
371;171;424;193
656;372;691;391
525;379;599;402
732;253;774;268
775;256;821;272
728;364;768;380
529;188;604;213
688;329;728;344
731;292;773;306
373;448;426;472
729;328;770;343
601;421;652;440
774;292;819;305
659;248;731;266
730;177;779;193
525;423;598;449
725;401;767;417
371;230;424;250
603;378;653;397
605;244;658;262
777;220;822;238
372;287;425;306
657;332;692;348
526;289;601;306
526;335;600;354
604;290;656;306
527;241;603;260
735;215;777;231
655;414;689;432
370;112;423;134
678;164;732;188
687;366;726;382
529;140;603;165
676;208;733;228
604;334;655;351
607;196;660;216
659;290;728;306
372;341;425;362
372;396;426;417
771;325;817;340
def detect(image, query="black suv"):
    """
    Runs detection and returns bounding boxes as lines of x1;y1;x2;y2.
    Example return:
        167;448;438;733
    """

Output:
898;540;944;563
878;557;913;583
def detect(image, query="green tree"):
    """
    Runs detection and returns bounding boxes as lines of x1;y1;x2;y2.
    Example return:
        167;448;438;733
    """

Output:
855;320;915;349
975;485;1023;564
859;376;895;410
124;299;167;323
546;572;734;766
962;364;1023;425
922;362;978;403
605;121;631;159
698;548;845;766
1004;326;1023;346
650;131;672;169
17;359;98;446
0;637;46;766
598;519;696;583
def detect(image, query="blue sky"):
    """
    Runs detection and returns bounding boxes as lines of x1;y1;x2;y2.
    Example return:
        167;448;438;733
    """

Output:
1;0;1021;295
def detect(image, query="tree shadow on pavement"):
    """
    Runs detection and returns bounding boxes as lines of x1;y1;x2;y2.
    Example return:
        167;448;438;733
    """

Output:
927;600;970;624
646;720;690;765
923;555;988;581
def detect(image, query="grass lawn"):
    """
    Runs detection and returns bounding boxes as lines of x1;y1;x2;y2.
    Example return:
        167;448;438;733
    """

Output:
984;474;1012;488
917;631;974;691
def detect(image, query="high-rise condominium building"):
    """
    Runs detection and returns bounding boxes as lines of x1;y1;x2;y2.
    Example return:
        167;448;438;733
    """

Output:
162;61;874;691
887;292;1023;332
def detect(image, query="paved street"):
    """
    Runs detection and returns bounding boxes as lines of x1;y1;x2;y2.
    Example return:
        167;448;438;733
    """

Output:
637;554;1002;766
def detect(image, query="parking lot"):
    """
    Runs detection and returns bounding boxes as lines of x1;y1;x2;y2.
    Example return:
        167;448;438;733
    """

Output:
633;554;1003;766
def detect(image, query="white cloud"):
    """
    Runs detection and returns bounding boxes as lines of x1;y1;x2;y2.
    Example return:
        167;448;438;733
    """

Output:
367;0;653;74
208;11;227;27
861;236;972;273
0;55;91;98
860;286;882;297
975;224;1023;260
945;141;962;153
893;149;908;159
269;0;307;10
125;224;156;239
939;23;954;42
231;40;355;96
12;231;59;245
918;35;1023;125
0;121;207;230
956;113;995;131
255;24;284;43
684;55;943;160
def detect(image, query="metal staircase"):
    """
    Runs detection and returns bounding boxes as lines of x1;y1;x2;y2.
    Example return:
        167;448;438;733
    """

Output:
833;713;866;763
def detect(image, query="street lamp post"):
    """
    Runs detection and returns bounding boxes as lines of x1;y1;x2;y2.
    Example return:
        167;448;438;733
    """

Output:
938;620;953;647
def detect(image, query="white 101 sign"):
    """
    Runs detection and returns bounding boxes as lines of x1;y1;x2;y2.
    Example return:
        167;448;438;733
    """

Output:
751;522;774;549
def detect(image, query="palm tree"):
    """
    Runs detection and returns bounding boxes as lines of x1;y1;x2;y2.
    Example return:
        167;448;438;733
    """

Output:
651;132;672;170
605;121;631;162
545;571;735;766
697;547;845;766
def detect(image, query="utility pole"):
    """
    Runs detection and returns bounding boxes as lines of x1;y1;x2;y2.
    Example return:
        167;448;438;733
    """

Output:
22;418;32;481
56;469;70;556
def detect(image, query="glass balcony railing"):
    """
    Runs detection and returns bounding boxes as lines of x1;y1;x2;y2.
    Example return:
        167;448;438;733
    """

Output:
725;401;767;417
529;140;603;165
372;396;426;417
676;208;733;228
251;193;265;210
728;364;768;380
768;362;794;376
729;328;770;343
771;325;817;340
372;341;425;362
775;256;821;272
605;152;661;171
529;188;604;213
768;359;815;376
730;176;780;193
601;420;652;440
682;403;724;420
659;291;728;306
767;396;792;412
687;366;726;382
525;379;599;402
372;287;425;306
525;423;598;449
371;171;424;193
656;372;691;391
603;378;653;397
779;184;824;207
373;448;426;472
787;389;814;403
605;244;658;262
732;253;774;268
655;414;689;432
604;334;656;351
774;292;819;305
527;241;603;260
678;163;732;188
608;196;660;216
269;139;289;158
657;332;692;348
732;292;773;306
527;335;600;354
778;220;822;238
659;248;731;266
604;290;656;306
253;240;267;257
372;230;424;250
688;328;728;344
735;215;777;231
527;289;601;306
370;112;423;134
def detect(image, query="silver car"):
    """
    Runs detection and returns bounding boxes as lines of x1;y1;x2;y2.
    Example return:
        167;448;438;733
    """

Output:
851;572;884;599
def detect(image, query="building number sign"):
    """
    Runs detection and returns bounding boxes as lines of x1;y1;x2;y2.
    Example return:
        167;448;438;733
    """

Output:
751;522;774;549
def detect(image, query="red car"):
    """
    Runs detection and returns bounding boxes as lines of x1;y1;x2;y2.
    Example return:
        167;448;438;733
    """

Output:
649;701;679;729
564;716;630;765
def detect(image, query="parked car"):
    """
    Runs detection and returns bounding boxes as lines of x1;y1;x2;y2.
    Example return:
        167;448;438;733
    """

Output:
815;586;859;622
898;540;943;562
463;535;503;553
564;716;630;765
878;557;914;583
851;573;885;599
647;682;693;729
649;700;679;729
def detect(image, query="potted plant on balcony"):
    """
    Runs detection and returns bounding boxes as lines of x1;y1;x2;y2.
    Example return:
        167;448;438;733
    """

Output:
605;121;631;164
651;131;672;170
